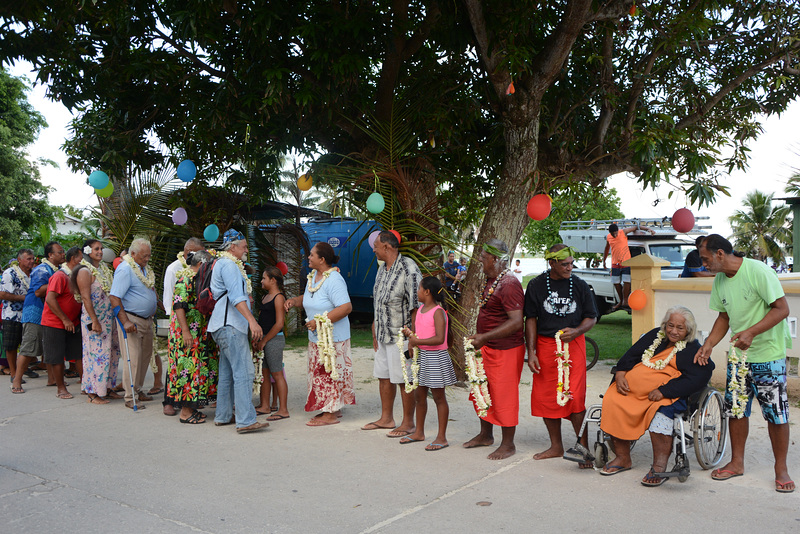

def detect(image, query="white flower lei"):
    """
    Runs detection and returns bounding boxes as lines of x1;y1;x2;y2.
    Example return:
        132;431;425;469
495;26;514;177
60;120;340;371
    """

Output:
307;267;339;293
41;258;59;273
123;254;156;289
641;330;687;370
9;262;30;292
314;312;339;379
176;251;189;269
464;337;492;417
397;328;419;393
60;264;73;276
253;348;264;394
728;344;749;419
217;250;252;294
80;259;113;294
555;330;573;407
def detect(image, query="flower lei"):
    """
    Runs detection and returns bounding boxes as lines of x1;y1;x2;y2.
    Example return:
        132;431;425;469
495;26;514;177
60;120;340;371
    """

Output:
479;268;510;308
252;348;264;395
640;330;687;370
555;330;573;407
728;344;749;419
60;264;73;276
314;312;339;379
464;337;492;416
123;254;156;289
80;259;113;294
176;251;189;269
9;261;30;292
396;328;419;393
217;250;252;294
41;258;59;273
307;267;339;294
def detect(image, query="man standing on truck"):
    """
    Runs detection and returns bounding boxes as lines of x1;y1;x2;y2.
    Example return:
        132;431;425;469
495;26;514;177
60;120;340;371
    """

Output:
694;234;793;493
602;222;655;310
680;236;714;278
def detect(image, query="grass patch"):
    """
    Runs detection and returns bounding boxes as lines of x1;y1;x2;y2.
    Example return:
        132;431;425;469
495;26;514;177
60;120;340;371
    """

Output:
588;310;632;362
285;327;375;349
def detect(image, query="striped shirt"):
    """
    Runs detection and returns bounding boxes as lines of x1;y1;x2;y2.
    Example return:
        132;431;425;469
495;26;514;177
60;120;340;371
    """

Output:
373;253;422;344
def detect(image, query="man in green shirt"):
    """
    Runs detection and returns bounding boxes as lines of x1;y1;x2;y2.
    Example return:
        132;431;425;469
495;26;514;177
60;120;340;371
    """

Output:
695;234;793;493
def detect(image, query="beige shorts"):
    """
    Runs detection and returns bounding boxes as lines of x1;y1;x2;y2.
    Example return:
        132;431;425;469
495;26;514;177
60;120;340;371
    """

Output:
19;323;43;359
373;340;408;384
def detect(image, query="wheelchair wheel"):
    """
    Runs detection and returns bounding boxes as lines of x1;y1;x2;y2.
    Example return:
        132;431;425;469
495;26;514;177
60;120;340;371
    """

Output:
594;442;608;469
692;388;728;469
585;336;600;371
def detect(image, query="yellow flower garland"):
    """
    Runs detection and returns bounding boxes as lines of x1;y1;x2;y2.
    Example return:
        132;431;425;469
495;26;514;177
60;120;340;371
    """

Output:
123;254;155;289
80;259;113;294
464;337;492;416
314;312;339;379
307;267;339;293
728;345;749;418
252;348;264;394
217;250;252;294
640;330;686;370
555;330;572;407
10;262;30;292
41;258;59;272
396;328;419;393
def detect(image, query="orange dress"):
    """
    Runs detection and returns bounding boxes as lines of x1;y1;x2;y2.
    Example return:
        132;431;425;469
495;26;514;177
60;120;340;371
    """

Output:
600;347;681;440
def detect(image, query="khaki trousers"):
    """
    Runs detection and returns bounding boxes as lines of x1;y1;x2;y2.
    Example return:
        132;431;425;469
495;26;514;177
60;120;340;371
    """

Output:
117;314;154;403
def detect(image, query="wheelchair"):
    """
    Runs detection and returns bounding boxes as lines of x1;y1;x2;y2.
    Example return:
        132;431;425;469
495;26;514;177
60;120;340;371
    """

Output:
573;386;728;482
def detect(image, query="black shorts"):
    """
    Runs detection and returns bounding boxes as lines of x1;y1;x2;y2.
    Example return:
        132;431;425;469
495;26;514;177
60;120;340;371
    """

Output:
2;320;23;352
42;325;82;364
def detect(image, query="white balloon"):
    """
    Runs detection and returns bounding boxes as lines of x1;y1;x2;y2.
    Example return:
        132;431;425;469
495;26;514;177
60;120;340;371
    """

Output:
102;247;116;263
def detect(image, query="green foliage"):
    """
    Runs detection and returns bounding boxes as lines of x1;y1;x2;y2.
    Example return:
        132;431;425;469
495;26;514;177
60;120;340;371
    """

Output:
729;191;791;264
0;68;54;260
519;184;624;255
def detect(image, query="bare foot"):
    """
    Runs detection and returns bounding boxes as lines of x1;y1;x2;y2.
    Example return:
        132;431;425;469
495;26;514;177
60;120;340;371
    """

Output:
488;443;516;460
463;434;494;449
533;446;564;460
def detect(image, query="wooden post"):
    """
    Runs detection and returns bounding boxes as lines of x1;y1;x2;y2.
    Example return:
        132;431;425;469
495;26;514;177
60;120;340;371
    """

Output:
623;254;670;344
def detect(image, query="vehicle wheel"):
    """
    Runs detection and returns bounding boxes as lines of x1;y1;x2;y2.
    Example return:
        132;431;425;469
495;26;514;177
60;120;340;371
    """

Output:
692;388;728;469
585;336;600;371
594;442;608;469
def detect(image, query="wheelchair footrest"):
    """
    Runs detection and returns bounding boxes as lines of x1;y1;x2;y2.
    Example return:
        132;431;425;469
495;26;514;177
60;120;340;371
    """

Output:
652;467;690;479
563;443;594;463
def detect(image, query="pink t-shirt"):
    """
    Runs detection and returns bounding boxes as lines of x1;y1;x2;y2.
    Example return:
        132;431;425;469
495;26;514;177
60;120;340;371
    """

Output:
414;304;448;351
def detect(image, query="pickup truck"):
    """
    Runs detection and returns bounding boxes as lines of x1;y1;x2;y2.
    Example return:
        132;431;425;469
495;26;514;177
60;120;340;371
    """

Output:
559;218;707;316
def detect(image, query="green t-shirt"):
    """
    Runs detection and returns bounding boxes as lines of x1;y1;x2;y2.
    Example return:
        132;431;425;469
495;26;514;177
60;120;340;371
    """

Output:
709;258;791;363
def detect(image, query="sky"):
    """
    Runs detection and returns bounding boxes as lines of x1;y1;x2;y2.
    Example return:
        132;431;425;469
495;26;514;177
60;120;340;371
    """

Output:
10;61;800;238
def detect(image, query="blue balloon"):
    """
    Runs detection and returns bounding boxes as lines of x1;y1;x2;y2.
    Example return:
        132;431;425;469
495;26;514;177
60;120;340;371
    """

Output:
177;160;197;182
88;170;110;189
204;224;220;242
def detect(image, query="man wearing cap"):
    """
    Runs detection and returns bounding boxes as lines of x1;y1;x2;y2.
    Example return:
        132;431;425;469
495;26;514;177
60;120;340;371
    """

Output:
208;229;267;433
463;239;525;460
110;238;159;409
525;244;597;467
602;222;655;310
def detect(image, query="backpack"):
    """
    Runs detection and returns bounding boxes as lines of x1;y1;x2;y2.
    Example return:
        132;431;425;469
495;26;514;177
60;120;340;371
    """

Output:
195;259;227;317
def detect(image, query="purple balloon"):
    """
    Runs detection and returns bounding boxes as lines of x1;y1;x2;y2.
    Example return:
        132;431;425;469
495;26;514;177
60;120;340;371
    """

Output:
172;207;188;225
368;230;381;249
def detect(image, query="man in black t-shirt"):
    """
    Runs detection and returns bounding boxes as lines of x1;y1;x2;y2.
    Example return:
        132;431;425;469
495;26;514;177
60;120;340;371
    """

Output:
680;236;714;278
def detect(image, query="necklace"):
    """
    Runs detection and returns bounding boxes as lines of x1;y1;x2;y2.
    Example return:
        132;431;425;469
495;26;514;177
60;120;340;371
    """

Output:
123;254;155;289
464;337;492;416
640;330;686;370
9;262;30;292
60;264;73;276
217;251;252;294
307;267;339;295
396;328;419;393
80;259;114;294
545;273;574;317
41;258;59;273
555;330;572;406
176;251;189;269
728;344;749;418
315;312;339;379
480;268;510;308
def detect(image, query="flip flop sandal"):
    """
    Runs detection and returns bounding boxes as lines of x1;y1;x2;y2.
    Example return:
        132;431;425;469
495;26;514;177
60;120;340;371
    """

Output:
641;468;666;487
180;411;206;424
425;443;449;451
600;464;632;476
399;436;423;444
775;480;795;493
266;414;290;421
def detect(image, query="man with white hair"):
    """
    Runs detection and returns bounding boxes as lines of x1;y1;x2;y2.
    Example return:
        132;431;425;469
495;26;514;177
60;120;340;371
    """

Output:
110;238;158;409
208;229;267;433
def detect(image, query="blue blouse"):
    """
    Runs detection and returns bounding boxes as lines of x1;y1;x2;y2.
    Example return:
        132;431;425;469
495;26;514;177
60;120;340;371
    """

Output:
302;270;351;343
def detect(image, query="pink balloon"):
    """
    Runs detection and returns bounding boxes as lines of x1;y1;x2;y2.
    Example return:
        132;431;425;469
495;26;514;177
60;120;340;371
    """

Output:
172;207;188;225
672;208;695;233
368;230;381;249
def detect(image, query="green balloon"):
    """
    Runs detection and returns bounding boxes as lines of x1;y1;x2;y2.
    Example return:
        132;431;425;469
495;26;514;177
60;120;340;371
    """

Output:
96;182;115;198
366;192;385;214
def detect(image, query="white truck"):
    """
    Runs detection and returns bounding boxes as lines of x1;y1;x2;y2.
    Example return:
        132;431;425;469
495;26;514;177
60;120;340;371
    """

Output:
559;217;709;316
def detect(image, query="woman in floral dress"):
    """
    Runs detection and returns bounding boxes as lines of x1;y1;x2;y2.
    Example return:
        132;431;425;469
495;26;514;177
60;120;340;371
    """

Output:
73;239;120;404
166;250;218;424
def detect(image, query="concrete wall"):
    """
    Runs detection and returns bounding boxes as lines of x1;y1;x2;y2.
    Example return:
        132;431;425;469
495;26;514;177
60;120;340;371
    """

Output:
627;258;800;394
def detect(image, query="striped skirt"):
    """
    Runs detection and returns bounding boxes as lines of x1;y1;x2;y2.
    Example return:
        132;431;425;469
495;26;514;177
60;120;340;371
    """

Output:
417;348;457;389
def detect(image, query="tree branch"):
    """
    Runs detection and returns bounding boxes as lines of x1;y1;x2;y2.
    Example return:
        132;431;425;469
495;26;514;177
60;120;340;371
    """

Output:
154;28;228;79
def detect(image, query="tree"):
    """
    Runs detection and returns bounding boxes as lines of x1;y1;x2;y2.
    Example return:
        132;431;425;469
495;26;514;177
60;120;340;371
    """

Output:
729;191;791;264
520;185;624;256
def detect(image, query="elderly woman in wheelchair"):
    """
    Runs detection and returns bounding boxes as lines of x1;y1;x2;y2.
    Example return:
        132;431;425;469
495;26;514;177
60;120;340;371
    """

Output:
595;306;716;486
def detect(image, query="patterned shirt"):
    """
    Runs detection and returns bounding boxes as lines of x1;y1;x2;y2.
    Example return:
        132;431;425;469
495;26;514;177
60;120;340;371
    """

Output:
373;253;422;344
1;267;30;322
22;263;55;325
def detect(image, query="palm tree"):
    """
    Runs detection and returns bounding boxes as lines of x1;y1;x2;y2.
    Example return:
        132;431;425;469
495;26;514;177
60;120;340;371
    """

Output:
729;190;791;264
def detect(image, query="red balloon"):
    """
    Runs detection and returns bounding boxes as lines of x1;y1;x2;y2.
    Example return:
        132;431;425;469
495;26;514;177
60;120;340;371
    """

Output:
389;229;401;243
276;261;288;276
527;194;552;221
672;208;695;233
628;289;647;310
113;257;122;269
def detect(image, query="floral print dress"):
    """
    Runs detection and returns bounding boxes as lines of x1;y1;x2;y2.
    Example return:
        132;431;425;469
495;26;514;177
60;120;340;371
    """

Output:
167;274;218;406
81;276;120;396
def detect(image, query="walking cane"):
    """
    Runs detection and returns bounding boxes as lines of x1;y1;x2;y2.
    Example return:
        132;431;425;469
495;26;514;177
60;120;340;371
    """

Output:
113;306;137;412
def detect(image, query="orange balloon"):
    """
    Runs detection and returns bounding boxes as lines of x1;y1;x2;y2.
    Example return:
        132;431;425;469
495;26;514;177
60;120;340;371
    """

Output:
628;289;647;310
389;229;401;243
113;257;123;269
